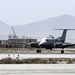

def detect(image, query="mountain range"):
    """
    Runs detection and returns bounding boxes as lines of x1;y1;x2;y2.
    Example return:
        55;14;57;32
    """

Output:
0;14;75;41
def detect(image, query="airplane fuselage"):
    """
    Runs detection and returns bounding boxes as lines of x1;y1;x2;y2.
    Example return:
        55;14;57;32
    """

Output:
30;37;63;49
39;38;63;49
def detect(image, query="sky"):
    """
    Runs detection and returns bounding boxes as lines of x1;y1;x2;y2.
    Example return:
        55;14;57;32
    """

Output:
0;0;75;26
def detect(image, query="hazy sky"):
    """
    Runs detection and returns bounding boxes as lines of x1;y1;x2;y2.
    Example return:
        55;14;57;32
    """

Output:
0;0;75;26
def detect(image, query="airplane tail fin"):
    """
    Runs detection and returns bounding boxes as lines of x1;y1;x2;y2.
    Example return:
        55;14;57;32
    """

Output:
54;29;75;42
60;29;67;42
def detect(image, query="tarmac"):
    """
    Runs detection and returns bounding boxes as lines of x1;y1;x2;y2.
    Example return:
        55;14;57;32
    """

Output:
0;49;75;75
0;53;75;59
0;64;75;75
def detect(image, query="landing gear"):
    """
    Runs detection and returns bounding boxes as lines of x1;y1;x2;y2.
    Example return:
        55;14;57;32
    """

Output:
37;50;41;53
36;47;41;53
61;49;64;53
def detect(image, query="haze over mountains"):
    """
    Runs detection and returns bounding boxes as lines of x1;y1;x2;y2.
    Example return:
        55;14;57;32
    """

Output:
0;21;12;39
0;14;75;41
14;14;75;41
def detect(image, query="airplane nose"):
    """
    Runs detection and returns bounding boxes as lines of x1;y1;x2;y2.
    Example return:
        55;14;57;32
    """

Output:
28;43;31;45
28;42;39;48
38;42;46;47
28;42;35;47
28;42;34;46
27;43;32;47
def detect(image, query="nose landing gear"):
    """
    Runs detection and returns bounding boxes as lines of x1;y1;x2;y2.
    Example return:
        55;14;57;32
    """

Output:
36;47;41;53
61;49;64;53
37;50;41;53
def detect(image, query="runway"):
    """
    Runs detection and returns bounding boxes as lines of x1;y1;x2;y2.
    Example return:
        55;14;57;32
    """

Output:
0;53;75;59
0;64;75;75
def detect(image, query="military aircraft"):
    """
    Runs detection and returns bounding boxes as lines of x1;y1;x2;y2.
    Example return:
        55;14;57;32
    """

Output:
29;29;75;53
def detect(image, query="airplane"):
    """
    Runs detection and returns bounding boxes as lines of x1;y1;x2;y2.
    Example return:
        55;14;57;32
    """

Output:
29;29;75;53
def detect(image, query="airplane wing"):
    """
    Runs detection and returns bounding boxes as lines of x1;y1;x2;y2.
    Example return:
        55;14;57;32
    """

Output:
62;44;75;48
29;42;39;48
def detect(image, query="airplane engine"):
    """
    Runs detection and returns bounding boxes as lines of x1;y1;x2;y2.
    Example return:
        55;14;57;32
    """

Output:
54;42;63;48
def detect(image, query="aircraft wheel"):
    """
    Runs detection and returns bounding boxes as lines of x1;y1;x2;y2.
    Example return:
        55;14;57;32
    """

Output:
61;50;64;53
37;50;41;53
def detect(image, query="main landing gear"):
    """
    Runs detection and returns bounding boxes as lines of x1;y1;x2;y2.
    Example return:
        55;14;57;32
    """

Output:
61;49;64;53
36;47;65;53
36;47;41;53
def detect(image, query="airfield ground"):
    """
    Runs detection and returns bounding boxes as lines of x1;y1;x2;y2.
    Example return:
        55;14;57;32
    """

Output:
0;48;75;64
0;48;75;53
0;64;75;75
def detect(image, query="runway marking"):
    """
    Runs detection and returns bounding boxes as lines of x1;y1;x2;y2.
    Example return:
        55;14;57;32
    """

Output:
0;53;75;59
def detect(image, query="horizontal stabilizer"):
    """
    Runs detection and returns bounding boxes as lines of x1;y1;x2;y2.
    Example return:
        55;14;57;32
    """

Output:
54;29;75;30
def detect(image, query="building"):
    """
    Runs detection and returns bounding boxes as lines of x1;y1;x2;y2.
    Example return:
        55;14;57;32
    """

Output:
0;38;37;48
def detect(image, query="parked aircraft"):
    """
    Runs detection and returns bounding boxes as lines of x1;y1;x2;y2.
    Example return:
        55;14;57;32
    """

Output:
29;29;75;53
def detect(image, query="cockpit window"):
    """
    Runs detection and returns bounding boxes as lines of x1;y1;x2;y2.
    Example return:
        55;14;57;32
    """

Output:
47;35;54;39
45;39;49;41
